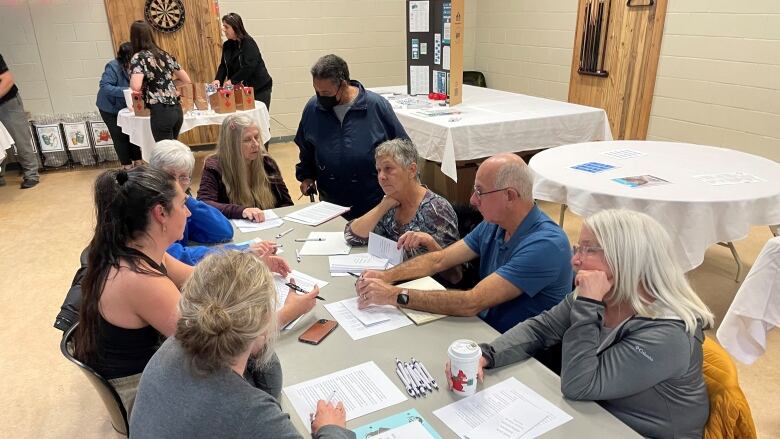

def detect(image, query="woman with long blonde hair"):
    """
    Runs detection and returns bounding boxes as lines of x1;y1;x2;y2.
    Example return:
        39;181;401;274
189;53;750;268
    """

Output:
198;113;292;222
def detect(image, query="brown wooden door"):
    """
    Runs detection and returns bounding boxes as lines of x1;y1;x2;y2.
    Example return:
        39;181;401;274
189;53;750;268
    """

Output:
103;0;223;146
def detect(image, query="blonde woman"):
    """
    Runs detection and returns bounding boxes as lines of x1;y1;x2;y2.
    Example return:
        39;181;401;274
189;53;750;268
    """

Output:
198;113;293;222
453;209;714;439
130;252;352;438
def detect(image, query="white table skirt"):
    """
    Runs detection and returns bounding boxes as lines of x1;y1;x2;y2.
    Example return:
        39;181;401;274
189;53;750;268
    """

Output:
117;101;271;161
717;237;780;364
529;140;780;271
372;85;613;181
0;121;15;163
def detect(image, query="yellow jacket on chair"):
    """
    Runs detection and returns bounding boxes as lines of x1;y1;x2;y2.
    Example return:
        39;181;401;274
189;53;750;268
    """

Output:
702;337;757;439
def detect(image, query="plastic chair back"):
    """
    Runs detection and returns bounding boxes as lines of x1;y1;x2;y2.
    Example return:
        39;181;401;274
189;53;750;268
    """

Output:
463;71;487;88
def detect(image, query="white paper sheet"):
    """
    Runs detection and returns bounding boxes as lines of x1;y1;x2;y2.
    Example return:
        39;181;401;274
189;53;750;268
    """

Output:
373;420;437;439
273;270;329;330
410;65;430;96
325;300;413;340
433;377;572;439
600;148;646;160
299;232;352;256
692;172;765;186
341;296;400;326
329;253;389;274
368;232;403;266
442;46;451;70
285;202;350;226
231;210;283;232
409;1;430;32
284;361;407;432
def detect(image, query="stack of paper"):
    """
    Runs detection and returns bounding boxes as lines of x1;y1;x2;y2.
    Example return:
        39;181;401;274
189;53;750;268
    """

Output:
329;253;389;275
231;210;283;232
273;270;329;330
368;232;403;266
283;361;407;433
433;377;572;438
284;201;350;226
325;298;413;340
299;232;351;256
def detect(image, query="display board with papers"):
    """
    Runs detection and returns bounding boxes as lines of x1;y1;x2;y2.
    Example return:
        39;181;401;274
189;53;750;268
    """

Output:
284;202;350;226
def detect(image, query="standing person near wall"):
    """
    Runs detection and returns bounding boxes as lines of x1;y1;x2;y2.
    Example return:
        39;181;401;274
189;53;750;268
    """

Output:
96;42;143;170
0;53;40;189
129;20;191;142
212;13;273;112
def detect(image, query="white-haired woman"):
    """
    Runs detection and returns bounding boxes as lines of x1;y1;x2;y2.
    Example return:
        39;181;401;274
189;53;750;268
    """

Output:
130;252;352;438
451;209;714;439
344;139;460;283
151;140;277;264
197;113;292;222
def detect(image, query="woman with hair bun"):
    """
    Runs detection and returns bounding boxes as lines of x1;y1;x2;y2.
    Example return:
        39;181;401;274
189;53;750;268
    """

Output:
130;252;353;439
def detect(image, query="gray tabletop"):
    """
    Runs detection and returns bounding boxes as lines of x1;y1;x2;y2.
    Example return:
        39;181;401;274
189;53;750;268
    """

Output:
232;205;639;438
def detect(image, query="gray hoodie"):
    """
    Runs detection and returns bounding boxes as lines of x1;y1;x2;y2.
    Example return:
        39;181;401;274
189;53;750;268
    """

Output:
481;294;708;439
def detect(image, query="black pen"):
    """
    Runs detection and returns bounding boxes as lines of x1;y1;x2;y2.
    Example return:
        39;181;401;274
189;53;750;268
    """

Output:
347;272;361;278
285;282;325;301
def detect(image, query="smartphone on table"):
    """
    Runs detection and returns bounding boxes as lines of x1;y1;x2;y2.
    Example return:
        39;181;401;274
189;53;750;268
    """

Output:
298;319;338;345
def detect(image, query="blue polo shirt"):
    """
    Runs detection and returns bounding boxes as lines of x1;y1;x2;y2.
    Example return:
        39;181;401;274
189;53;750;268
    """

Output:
463;205;572;333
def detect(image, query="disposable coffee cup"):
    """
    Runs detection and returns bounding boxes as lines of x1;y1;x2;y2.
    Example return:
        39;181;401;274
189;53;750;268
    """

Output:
448;339;481;397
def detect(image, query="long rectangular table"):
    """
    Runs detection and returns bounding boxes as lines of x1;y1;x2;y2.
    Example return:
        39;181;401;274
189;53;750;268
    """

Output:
232;205;639;438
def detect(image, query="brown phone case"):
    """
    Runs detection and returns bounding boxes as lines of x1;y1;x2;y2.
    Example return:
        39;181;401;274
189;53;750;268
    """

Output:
298;319;338;345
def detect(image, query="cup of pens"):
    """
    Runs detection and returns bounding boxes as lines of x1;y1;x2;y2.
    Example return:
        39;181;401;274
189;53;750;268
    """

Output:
448;339;481;397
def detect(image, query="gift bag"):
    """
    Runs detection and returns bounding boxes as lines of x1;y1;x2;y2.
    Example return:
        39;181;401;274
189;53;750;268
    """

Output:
193;83;209;110
177;83;194;112
209;88;235;114
131;92;150;116
234;86;255;111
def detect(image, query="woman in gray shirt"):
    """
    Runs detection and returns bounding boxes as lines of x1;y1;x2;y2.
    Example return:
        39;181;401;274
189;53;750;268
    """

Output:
452;209;715;439
130;251;354;438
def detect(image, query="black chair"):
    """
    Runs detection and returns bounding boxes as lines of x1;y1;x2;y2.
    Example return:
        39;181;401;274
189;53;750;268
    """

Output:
463;71;487;88
60;322;129;436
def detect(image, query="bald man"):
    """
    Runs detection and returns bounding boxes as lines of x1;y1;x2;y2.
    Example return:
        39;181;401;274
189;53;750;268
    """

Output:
356;153;572;333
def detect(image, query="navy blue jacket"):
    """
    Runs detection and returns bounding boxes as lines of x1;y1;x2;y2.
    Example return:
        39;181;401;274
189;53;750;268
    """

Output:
294;80;409;219
96;59;130;114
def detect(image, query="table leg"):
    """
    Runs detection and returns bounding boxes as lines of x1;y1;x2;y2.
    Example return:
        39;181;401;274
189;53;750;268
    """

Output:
717;241;744;283
559;204;567;226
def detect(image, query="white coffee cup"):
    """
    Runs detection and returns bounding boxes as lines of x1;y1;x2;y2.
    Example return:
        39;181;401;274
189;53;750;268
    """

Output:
448;339;481;397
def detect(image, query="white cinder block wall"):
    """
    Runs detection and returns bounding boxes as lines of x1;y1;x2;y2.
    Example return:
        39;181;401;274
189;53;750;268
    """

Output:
0;0;113;116
647;1;780;162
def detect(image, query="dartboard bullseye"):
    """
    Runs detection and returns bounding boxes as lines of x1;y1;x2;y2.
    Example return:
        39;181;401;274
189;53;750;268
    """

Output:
144;0;186;33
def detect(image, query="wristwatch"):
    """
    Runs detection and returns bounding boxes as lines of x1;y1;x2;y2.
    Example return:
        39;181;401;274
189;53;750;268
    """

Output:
396;289;409;306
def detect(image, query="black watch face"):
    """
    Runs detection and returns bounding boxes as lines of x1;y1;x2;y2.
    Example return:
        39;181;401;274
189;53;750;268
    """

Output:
397;293;409;305
145;0;185;33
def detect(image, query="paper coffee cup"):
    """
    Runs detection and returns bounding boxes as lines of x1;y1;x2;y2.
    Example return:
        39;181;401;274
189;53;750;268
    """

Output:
448;339;481;397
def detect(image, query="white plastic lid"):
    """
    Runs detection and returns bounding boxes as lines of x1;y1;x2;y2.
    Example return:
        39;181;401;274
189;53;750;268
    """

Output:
448;339;481;361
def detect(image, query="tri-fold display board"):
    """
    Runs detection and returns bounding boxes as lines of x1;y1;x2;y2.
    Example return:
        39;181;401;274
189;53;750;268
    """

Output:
405;0;464;105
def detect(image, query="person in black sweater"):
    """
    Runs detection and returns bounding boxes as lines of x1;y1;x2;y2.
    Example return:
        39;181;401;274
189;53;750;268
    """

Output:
213;13;273;112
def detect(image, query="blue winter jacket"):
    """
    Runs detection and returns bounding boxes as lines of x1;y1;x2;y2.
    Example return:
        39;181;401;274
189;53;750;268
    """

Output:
294;80;409;219
166;196;239;266
96;59;130;115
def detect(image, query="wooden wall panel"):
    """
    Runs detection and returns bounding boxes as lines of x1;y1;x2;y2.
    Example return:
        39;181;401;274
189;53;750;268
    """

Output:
103;0;223;146
568;0;667;140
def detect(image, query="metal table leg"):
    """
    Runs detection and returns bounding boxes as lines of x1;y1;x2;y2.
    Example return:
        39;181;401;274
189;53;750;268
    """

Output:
717;241;743;283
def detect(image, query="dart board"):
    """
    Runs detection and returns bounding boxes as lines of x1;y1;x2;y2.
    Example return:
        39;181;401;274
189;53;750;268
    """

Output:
144;0;186;33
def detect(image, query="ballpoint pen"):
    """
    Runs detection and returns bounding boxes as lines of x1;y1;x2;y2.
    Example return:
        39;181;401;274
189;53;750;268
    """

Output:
295;238;325;242
295;249;301;263
347;272;361;278
275;228;294;239
285;282;325;301
412;357;439;390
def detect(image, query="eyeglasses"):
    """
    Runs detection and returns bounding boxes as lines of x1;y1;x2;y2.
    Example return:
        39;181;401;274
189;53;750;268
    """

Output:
472;186;509;200
572;245;604;256
176;175;191;185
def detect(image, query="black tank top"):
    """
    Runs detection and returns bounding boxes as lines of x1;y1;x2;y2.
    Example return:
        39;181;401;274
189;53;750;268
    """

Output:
90;249;168;380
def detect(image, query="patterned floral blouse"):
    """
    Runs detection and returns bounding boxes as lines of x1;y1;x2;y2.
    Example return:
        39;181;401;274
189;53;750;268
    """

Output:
130;49;182;105
344;189;459;261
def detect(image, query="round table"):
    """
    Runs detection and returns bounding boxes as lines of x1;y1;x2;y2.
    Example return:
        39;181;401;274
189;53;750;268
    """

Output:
117;101;270;161
529;141;780;272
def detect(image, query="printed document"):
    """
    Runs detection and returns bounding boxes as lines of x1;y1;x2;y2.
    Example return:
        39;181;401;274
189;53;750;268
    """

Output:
433;377;572;439
231;210;283;232
329;253;389;274
325;299;412;340
693;172;765;186
285;202;350;226
299;232;352;256
273;270;328;330
368;232;403;266
341;296;398;326
284;361;407;432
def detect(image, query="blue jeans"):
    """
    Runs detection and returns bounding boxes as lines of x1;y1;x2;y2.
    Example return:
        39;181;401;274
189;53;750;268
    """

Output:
0;94;39;180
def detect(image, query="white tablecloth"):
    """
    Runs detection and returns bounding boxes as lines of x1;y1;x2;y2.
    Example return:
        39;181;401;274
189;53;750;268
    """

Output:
529;140;780;271
717;237;780;364
0;121;15;163
117;101;271;161
371;85;613;181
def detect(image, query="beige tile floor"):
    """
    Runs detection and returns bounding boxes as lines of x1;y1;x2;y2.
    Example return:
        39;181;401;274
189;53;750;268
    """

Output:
0;142;777;437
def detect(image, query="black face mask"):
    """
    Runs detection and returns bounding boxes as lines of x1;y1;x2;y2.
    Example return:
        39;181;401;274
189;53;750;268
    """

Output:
316;81;342;110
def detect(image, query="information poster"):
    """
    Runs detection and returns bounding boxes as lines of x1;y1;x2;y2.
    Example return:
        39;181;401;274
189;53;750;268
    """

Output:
442;1;451;44
409;1;430;32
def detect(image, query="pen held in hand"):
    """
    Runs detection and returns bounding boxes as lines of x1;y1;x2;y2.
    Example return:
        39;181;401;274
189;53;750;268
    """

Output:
285;282;325;301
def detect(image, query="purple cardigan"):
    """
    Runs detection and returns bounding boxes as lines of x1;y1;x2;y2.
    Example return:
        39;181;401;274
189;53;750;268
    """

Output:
197;155;293;219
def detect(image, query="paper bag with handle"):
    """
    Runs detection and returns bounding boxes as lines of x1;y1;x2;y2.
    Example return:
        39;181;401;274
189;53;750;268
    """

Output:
176;83;194;112
193;82;209;110
131;91;150;116
234;85;255;110
209;87;235;113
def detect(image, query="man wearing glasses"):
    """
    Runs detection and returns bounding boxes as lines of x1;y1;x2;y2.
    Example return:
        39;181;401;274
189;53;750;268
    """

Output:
356;153;572;334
